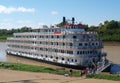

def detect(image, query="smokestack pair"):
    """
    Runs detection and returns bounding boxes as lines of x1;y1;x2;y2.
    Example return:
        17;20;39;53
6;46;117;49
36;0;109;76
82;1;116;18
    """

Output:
63;17;75;25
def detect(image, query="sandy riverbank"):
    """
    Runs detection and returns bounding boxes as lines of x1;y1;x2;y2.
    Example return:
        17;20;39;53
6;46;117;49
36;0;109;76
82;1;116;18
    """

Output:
0;69;119;83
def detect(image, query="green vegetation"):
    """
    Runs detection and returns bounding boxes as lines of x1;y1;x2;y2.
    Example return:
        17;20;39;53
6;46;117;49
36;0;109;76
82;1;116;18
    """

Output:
87;20;120;41
0;35;13;41
0;62;80;77
87;74;120;81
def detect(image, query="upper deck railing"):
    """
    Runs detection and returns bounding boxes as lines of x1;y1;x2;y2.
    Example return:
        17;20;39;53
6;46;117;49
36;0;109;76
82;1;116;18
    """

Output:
13;31;97;36
7;37;102;43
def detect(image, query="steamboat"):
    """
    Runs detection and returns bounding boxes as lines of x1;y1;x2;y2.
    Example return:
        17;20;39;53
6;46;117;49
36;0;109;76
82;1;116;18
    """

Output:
6;17;111;71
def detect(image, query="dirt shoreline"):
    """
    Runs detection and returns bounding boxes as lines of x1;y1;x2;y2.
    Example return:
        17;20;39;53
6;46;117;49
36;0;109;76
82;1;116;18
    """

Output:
0;69;119;83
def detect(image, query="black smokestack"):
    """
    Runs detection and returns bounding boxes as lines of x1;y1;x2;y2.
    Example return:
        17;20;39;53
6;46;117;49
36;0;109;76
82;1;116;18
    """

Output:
63;16;66;25
72;17;75;24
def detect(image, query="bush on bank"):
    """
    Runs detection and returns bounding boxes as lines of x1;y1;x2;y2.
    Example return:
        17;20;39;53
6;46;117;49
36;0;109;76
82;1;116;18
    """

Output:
87;74;120;81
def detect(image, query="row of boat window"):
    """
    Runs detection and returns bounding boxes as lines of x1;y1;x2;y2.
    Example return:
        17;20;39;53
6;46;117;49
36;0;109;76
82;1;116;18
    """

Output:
15;35;92;39
18;51;78;62
11;50;77;62
8;45;99;55
8;40;100;47
15;35;66;38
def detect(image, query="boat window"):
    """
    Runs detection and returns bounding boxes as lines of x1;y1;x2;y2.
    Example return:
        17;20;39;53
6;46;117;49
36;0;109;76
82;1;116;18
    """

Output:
77;51;79;54
70;51;73;54
46;48;48;51
79;43;82;46
96;42;98;45
92;43;94;46
61;50;64;53
80;51;82;54
67;50;73;54
62;58;64;60
52;29;54;32
57;35;59;38
88;51;90;54
83;51;84;54
63;43;65;46
56;42;58;45
67;59;69;61
90;51;92;54
70;43;73;46
51;35;54;38
71;26;73;29
55;49;58;52
75;59;77;62
56;57;58;59
95;50;97;54
71;59;73;62
39;42;42;44
73;35;77;39
41;36;44;38
63;35;65;39
85;51;87;54
51;42;53;45
85;43;88;46
50;56;53;58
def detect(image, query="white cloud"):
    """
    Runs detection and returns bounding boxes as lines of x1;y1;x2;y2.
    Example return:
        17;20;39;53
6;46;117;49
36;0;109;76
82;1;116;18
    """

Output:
17;7;35;12
51;11;58;15
17;20;32;23
0;22;14;29
38;22;45;25
0;5;35;14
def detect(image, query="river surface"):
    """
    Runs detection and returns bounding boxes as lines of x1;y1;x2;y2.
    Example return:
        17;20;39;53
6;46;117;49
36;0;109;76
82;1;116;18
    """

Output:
0;42;120;71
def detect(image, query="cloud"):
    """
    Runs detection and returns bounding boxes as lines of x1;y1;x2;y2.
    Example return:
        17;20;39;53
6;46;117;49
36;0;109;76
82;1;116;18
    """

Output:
17;7;35;12
0;5;35;14
17;20;32;23
38;22;45;25
51;11;58;15
0;22;14;29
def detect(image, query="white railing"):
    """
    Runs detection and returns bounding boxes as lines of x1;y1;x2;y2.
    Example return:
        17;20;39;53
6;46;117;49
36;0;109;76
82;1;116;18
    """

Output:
95;61;111;74
13;31;97;36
